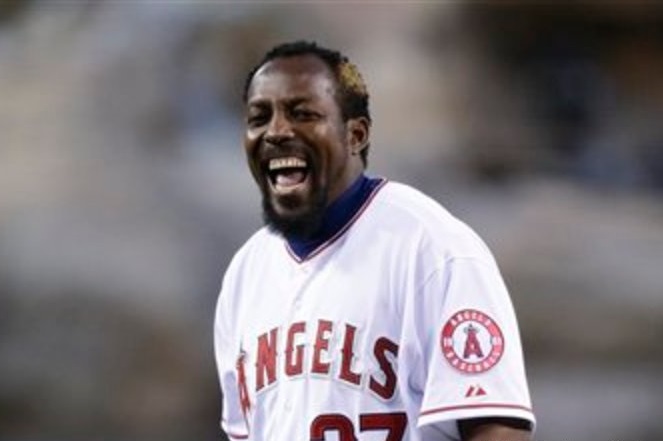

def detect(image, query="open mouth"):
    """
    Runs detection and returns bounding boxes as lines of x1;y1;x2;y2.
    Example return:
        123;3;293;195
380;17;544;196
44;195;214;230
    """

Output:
266;156;310;192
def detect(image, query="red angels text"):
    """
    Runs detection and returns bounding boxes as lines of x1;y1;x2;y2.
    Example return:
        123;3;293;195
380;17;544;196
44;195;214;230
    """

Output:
252;319;398;400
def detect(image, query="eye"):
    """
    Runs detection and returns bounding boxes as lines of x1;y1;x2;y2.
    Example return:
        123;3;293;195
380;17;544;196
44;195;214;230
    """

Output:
246;108;269;127
291;108;319;121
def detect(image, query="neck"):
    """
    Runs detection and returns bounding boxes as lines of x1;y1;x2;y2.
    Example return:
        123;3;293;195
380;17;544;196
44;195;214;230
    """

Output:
285;174;385;261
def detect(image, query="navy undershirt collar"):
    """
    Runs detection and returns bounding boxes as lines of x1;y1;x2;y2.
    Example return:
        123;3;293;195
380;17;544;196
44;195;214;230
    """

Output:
286;174;383;261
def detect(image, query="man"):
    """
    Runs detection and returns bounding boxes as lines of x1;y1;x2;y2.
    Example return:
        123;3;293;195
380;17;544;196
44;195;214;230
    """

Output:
214;41;535;441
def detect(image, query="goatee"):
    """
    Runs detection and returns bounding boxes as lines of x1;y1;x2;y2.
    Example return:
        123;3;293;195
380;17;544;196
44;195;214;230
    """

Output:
261;185;328;240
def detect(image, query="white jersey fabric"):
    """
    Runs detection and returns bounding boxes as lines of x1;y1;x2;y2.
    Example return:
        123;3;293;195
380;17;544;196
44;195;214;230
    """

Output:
214;180;535;441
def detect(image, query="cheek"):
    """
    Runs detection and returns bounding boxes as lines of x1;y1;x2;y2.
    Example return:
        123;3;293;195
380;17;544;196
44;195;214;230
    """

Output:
318;143;349;186
245;131;265;164
315;125;349;163
243;135;263;179
244;132;258;155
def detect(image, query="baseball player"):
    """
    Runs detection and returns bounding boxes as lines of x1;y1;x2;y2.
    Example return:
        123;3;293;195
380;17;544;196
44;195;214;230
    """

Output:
214;41;535;441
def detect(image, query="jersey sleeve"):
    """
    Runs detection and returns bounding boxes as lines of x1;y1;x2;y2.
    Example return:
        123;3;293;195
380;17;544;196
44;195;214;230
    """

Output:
416;256;535;430
214;282;250;440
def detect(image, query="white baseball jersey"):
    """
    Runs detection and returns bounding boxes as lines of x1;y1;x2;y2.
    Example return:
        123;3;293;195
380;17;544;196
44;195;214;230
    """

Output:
214;179;535;441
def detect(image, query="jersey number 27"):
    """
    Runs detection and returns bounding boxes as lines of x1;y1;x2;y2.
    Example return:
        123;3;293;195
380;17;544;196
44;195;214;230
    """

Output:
310;412;407;441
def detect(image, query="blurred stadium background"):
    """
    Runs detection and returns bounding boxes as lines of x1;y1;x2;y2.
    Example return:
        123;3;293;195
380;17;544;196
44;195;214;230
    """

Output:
1;2;662;440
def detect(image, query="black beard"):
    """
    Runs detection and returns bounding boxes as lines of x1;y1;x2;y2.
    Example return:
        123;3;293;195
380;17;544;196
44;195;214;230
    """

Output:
261;184;328;241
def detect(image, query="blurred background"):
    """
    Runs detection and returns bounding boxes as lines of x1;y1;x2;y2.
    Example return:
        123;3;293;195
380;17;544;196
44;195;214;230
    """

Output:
1;1;662;440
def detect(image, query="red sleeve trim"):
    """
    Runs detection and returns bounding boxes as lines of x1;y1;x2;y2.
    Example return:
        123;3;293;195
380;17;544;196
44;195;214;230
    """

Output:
421;403;533;418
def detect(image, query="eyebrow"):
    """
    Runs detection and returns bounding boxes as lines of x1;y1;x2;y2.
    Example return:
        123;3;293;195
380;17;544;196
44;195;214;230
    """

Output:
247;96;314;108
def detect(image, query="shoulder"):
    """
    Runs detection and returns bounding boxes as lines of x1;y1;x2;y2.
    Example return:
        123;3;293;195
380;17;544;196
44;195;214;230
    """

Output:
369;181;493;261
216;227;280;318
224;226;279;278
375;181;454;221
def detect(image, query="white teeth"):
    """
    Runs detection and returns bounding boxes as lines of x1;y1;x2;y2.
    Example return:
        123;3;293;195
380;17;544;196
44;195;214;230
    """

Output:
268;157;307;171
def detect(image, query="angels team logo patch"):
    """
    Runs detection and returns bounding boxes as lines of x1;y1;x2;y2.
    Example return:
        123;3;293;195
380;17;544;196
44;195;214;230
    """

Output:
441;309;504;374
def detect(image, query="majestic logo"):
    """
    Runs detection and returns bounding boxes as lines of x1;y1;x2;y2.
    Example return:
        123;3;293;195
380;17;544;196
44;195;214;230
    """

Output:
441;309;504;374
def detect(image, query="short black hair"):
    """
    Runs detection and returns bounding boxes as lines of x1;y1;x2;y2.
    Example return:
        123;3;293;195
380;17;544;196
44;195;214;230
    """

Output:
243;41;371;166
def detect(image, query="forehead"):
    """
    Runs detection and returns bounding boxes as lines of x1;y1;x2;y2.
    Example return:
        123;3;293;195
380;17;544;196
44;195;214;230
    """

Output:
247;55;338;104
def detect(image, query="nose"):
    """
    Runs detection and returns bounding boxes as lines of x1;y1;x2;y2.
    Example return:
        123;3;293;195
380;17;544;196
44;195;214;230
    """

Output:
264;111;294;145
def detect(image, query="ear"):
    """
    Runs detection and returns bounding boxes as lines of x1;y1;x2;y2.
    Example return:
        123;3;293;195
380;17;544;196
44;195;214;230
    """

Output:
346;117;370;156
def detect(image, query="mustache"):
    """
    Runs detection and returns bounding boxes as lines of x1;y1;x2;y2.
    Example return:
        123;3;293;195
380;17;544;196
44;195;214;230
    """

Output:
261;140;308;157
258;141;317;167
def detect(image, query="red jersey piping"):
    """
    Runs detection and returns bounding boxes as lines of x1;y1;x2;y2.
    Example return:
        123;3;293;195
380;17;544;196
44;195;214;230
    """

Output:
285;178;388;263
420;402;534;418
